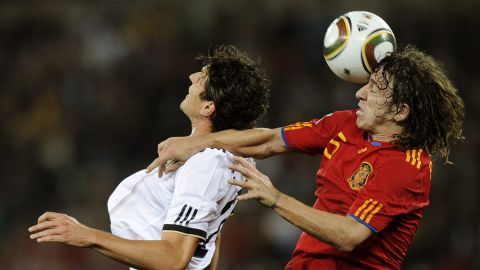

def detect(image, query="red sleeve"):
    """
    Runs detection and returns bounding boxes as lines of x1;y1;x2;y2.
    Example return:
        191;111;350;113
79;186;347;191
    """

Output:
281;111;350;155
347;159;431;232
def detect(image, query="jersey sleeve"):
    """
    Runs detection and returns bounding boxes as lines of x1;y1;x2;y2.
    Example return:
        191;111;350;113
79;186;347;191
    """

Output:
163;149;231;240
281;111;350;155
347;158;431;233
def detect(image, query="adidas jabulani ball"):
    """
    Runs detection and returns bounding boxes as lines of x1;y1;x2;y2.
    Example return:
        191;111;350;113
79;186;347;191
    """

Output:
323;11;396;83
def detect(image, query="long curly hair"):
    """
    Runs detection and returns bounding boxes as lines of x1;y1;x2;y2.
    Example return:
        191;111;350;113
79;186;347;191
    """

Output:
376;45;465;162
197;45;270;131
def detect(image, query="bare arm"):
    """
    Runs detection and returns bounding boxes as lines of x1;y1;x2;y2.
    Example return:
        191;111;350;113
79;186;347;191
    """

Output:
29;212;199;270
209;128;288;158
269;195;372;252
228;156;372;252
148;127;290;175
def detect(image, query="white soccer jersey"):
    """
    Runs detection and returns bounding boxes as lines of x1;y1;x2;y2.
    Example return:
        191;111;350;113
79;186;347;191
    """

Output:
107;148;247;270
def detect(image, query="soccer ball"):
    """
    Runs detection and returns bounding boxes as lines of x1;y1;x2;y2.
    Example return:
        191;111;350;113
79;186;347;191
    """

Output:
323;11;396;83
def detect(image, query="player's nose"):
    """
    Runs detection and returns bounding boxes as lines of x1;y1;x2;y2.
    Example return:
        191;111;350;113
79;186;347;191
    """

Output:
356;85;367;100
189;72;201;83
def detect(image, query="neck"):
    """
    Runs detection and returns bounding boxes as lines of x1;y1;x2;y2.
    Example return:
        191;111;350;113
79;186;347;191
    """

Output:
369;133;396;142
369;123;404;142
190;119;212;136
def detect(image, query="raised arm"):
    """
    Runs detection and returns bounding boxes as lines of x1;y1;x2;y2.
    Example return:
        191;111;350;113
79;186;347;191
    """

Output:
147;127;290;175
209;128;287;158
29;212;199;270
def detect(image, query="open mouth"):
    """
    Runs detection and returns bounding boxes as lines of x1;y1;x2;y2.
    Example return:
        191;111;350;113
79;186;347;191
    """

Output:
357;104;363;115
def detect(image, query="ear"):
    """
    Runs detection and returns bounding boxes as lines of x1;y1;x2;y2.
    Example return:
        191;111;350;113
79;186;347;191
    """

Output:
394;103;410;122
200;101;215;117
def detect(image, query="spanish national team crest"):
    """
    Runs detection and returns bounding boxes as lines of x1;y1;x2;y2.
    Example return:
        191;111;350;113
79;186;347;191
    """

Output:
348;162;373;190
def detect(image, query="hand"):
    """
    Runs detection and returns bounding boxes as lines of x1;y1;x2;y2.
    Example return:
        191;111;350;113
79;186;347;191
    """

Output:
228;156;282;208
29;212;94;247
146;136;200;176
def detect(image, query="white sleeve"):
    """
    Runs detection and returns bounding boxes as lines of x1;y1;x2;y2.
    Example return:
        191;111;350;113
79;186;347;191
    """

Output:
162;149;230;240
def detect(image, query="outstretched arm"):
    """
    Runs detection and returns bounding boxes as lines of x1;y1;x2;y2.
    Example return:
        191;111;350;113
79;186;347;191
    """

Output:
29;212;199;270
147;127;290;175
228;156;372;252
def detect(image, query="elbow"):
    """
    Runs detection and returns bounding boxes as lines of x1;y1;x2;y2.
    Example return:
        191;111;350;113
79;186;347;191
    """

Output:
171;254;191;270
334;234;363;252
336;242;356;252
251;152;270;159
152;262;188;270
150;254;190;270
166;258;189;270
253;144;276;159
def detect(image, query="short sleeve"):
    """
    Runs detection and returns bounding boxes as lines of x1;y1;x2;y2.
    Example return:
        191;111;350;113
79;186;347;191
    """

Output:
347;160;430;233
281;110;352;155
163;149;231;240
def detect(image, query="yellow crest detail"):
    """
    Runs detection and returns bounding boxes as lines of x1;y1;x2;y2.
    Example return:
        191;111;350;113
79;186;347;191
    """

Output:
348;162;373;190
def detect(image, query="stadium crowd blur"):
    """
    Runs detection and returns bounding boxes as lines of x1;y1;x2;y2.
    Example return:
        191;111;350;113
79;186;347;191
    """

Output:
1;1;478;269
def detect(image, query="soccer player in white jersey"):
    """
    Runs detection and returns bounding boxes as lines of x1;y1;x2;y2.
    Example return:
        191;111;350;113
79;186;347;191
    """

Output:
28;45;270;270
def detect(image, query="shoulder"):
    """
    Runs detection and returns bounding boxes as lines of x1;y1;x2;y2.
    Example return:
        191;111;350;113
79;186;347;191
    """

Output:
374;148;431;188
174;148;245;197
378;148;430;171
285;109;357;130
316;109;358;128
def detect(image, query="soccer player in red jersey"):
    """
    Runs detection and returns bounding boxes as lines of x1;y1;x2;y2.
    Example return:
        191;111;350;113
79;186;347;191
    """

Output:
147;46;465;269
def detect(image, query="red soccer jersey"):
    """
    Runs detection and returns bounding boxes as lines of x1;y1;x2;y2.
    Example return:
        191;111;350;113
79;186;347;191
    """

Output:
281;110;431;270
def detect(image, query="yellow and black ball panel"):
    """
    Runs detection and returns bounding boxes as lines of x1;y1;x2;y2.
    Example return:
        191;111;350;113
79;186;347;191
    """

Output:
323;16;352;60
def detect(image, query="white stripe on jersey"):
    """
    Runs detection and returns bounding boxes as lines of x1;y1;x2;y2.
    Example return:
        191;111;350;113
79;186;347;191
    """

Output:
108;148;249;270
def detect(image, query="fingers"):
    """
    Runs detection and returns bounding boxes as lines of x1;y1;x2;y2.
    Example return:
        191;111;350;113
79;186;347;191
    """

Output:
146;158;160;173
228;178;248;188
147;140;168;175
31;212;69;237
228;179;258;202
158;163;166;177
232;156;255;170
29;216;64;243
146;157;168;176
165;161;184;173
29;220;57;233
30;227;60;241
230;156;264;177
36;234;63;243
229;156;260;178
37;211;61;223
228;163;254;179
237;192;259;201
146;158;167;176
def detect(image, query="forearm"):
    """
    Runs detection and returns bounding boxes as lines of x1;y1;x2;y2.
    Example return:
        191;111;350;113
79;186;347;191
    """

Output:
273;194;369;252
207;128;287;158
89;229;182;270
29;212;193;269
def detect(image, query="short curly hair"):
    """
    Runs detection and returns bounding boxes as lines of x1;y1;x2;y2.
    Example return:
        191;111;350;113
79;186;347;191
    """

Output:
197;45;270;132
376;45;465;162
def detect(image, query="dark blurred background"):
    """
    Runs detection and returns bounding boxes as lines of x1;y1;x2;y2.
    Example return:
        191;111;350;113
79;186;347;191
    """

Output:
1;1;478;269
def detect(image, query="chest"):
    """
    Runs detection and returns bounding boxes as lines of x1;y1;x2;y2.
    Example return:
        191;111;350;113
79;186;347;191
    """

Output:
317;135;388;195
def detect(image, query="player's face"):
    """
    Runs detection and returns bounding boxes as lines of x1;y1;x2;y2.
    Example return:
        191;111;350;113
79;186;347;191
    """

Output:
355;70;394;132
180;67;208;117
